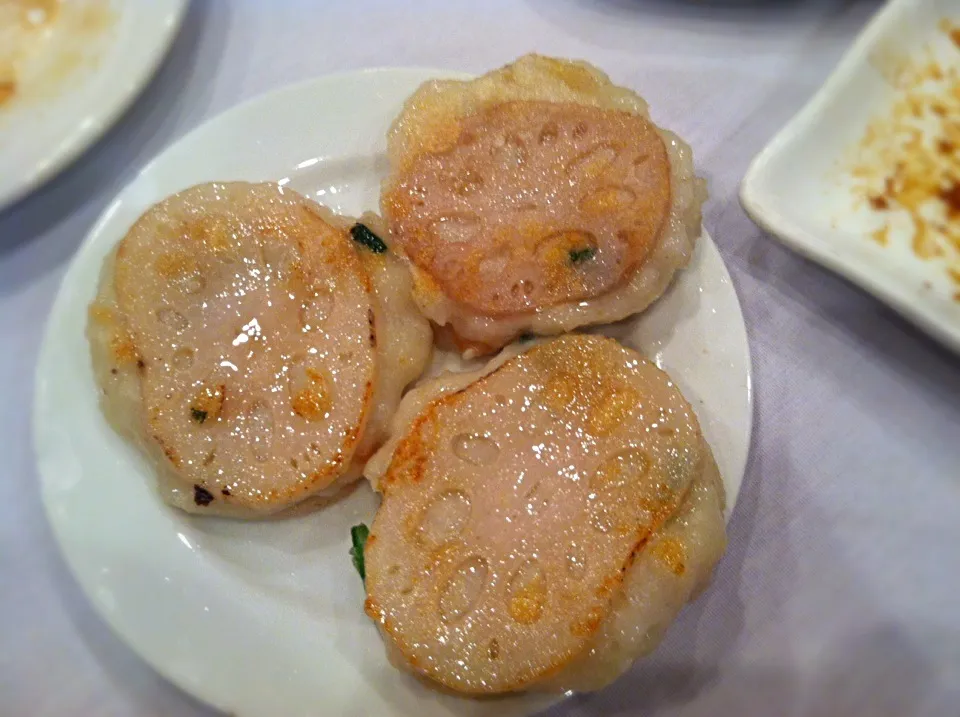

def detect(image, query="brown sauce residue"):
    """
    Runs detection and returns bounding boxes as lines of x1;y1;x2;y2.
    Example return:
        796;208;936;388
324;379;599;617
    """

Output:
851;19;960;299
0;0;60;107
0;80;14;105
0;0;113;111
941;181;960;214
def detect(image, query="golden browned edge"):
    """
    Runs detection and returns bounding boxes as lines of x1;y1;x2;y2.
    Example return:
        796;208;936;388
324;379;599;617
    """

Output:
364;334;699;693
107;183;379;512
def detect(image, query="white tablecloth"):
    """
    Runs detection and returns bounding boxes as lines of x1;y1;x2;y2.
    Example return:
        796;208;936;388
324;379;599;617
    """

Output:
4;1;959;715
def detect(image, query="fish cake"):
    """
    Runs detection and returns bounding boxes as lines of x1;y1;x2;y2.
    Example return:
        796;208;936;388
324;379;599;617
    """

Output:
88;183;431;517
382;55;706;354
363;335;726;693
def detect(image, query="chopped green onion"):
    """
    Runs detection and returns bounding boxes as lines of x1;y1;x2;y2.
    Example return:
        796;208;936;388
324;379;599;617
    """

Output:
569;247;596;264
350;223;387;254
350;523;370;582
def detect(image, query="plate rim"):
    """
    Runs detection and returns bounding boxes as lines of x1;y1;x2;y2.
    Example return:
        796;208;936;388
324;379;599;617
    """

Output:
739;0;960;355
0;0;189;210
34;67;754;715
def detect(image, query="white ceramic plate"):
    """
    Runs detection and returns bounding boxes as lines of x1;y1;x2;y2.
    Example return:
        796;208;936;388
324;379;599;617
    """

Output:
741;0;960;354
35;69;753;717
0;0;186;210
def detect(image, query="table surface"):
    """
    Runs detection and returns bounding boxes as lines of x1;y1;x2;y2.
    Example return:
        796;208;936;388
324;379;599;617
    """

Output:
3;1;960;715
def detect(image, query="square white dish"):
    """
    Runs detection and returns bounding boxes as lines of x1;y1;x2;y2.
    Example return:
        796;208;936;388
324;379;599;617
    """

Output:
741;0;960;354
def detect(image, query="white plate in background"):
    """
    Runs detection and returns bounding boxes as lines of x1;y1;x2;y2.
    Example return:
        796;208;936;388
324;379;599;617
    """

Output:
741;0;960;354
34;69;752;717
0;0;186;210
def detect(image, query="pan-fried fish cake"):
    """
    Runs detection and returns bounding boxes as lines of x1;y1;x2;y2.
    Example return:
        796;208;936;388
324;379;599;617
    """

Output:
88;183;431;517
363;335;726;694
383;55;706;354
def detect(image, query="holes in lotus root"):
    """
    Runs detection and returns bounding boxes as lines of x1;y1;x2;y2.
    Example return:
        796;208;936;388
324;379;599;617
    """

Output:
566;143;618;181
579;186;637;216
538;120;559;144
290;367;331;422
510;279;535;301
542;370;578;414
431;214;481;244
588;384;640;436
452;433;500;466
299;288;334;331
588;448;654;534
387;101;672;315
292;442;324;474
454;170;484;196
156;308;188;334
171;347;194;370
590;448;652;492
156;254;206;295
438;555;489;624
121;181;381;515
417;489;472;548
507;559;547;625
494;133;527;169
478;252;510;279
154;252;193;278
182;274;205;294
